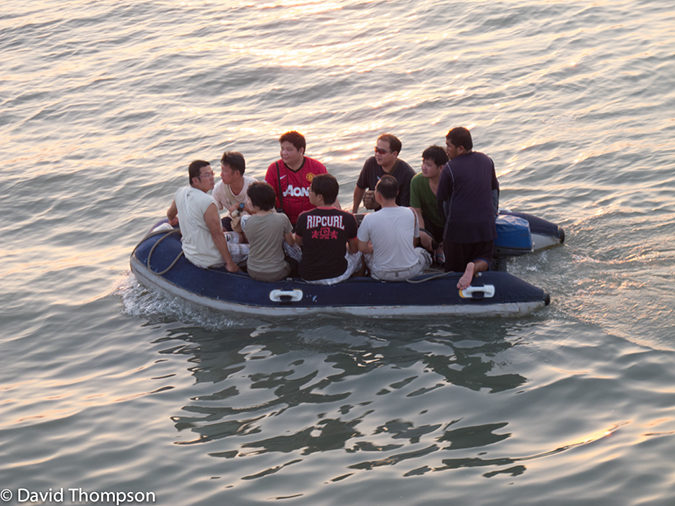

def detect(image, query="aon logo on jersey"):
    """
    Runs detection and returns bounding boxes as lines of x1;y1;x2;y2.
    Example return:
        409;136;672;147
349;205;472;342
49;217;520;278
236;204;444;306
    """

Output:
282;185;309;197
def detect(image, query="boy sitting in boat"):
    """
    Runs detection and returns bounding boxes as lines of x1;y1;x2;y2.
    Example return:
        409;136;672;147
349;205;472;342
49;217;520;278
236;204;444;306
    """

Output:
410;145;449;264
357;175;432;281
166;160;248;272
294;174;363;285
239;182;296;282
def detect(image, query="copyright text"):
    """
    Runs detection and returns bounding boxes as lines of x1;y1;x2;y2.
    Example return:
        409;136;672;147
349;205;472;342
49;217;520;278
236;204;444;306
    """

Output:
1;488;156;505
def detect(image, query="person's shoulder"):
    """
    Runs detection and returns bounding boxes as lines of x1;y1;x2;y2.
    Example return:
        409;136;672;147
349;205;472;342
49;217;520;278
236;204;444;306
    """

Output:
279;212;293;227
465;151;494;169
265;160;283;174
190;188;216;207
465;151;490;162
334;207;357;221
243;175;258;184
305;157;327;172
363;156;378;168
398;159;416;175
410;173;426;195
212;179;225;193
360;211;376;223
411;172;427;184
342;210;358;227
296;208;312;222
389;205;414;218
395;158;417;181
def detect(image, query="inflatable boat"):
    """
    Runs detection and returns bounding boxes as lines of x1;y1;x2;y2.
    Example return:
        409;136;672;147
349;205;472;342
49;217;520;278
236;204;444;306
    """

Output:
129;211;562;317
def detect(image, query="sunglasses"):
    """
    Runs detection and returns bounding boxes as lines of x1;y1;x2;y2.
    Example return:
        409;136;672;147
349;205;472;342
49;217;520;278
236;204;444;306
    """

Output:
374;147;391;155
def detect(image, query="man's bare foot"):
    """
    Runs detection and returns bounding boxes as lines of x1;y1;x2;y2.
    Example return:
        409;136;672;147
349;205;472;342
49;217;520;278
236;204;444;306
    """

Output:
457;262;475;290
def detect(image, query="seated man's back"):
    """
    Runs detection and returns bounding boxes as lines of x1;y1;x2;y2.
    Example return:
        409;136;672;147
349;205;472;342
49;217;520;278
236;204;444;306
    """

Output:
358;207;419;271
357;175;431;281
294;174;362;285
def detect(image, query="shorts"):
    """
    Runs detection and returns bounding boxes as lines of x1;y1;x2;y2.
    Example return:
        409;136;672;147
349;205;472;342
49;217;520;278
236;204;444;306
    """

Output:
224;231;249;265
248;261;292;282
420;220;444;245
366;248;432;281
303;251;363;285
443;240;493;273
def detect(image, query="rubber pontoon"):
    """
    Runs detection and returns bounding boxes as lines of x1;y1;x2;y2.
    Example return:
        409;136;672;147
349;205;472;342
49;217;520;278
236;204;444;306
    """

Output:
129;211;562;317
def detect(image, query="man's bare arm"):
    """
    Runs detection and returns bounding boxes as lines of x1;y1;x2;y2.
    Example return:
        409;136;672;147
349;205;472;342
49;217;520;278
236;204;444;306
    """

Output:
204;203;239;272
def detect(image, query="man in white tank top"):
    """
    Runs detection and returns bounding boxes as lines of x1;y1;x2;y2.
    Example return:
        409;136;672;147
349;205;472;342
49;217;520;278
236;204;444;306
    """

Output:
166;160;247;271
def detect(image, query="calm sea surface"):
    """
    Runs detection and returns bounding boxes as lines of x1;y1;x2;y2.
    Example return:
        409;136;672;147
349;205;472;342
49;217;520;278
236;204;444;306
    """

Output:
1;0;674;504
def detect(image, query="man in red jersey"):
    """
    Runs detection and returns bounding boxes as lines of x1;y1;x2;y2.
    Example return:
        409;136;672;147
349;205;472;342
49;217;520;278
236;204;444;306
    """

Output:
265;131;340;227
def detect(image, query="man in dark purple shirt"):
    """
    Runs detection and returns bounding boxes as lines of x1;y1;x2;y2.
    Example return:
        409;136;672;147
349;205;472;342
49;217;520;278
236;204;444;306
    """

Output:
436;127;499;290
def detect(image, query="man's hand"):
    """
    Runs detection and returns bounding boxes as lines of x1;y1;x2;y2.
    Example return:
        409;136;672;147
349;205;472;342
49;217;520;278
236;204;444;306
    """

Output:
420;230;434;251
363;190;381;210
167;200;179;226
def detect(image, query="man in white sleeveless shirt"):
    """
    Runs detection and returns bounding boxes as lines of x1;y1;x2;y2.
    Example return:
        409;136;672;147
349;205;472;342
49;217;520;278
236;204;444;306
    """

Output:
167;160;247;271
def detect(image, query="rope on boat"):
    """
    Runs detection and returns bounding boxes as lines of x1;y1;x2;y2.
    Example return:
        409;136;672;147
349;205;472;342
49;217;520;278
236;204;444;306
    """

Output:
146;228;184;275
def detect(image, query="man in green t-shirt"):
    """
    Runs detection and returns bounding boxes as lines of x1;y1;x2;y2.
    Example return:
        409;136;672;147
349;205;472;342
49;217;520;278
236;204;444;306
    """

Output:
409;145;449;264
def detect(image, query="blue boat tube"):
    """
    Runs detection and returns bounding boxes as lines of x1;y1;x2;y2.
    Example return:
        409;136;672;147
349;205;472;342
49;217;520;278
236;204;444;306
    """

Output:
130;222;551;318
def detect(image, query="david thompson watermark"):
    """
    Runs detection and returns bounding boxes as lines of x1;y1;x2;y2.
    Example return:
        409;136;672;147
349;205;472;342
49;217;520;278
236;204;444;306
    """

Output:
1;488;156;505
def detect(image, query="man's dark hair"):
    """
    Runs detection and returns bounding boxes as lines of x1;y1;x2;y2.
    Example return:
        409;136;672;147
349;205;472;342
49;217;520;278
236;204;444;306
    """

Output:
310;173;339;205
220;151;246;175
446;127;473;151
279;131;306;152
377;134;402;155
188;160;210;186
247;182;277;211
375;174;399;200
422;145;449;167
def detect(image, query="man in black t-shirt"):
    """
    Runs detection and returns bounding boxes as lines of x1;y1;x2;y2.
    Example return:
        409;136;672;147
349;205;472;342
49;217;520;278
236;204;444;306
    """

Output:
351;133;416;213
295;174;363;284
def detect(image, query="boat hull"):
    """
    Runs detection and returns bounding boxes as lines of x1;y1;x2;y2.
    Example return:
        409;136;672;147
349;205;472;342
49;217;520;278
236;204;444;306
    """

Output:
130;228;551;317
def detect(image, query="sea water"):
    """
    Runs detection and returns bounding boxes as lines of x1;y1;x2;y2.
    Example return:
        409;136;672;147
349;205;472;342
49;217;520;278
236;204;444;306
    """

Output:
1;0;674;504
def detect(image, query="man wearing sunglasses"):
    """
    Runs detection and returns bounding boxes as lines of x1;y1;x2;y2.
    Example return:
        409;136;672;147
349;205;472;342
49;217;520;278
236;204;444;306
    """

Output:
351;133;416;214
